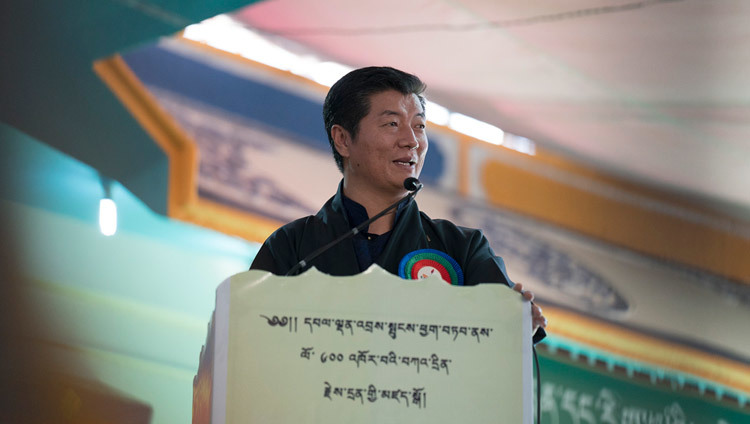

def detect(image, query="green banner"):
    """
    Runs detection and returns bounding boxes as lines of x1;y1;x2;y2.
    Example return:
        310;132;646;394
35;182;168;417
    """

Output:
537;353;749;424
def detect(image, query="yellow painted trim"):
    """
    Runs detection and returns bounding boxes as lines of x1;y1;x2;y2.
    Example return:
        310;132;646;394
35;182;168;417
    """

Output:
478;154;750;282
93;55;197;215
187;198;282;243
93;55;281;243
543;304;750;395
531;146;743;225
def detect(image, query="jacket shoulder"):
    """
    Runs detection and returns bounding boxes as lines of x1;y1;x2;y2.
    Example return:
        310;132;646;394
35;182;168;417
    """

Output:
249;215;319;274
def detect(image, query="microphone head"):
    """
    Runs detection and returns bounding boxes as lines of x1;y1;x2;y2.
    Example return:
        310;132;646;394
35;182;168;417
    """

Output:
403;177;422;191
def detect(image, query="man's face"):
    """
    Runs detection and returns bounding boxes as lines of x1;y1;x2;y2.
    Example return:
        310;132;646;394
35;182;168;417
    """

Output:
338;90;428;197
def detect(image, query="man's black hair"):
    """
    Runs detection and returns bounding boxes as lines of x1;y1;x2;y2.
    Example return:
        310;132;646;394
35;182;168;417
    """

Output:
323;66;427;173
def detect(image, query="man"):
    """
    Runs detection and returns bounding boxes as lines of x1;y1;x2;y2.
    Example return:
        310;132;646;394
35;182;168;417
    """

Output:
251;66;546;341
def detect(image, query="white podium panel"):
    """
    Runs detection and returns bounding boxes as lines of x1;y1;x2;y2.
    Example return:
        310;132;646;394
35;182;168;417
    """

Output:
195;265;532;424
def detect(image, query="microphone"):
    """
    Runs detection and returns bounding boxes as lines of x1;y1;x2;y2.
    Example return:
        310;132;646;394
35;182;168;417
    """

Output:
286;178;424;276
404;177;423;192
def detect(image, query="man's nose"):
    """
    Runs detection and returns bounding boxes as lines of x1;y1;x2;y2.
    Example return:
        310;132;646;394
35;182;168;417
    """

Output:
400;128;420;150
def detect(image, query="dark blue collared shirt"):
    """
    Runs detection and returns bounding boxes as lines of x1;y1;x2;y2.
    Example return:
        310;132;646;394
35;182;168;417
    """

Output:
341;194;409;272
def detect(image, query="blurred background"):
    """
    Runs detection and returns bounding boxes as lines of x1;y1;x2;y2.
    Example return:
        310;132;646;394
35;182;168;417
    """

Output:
1;1;749;423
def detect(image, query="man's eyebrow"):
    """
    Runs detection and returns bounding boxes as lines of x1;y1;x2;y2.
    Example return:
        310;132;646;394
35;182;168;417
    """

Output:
378;110;402;117
378;110;426;118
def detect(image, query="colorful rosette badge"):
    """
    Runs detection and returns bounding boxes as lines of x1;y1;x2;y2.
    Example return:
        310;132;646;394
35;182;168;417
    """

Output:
398;249;464;286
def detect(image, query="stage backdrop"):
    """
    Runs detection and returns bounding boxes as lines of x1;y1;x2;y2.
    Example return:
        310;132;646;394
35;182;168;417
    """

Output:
97;37;750;414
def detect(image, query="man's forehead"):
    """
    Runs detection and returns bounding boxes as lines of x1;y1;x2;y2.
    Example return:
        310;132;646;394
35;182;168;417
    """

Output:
368;91;425;116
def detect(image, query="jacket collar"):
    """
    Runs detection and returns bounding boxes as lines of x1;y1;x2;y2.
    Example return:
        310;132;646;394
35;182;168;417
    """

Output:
318;180;429;275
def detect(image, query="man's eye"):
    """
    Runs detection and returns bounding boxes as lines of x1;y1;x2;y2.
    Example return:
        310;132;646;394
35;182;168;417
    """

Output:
415;124;426;129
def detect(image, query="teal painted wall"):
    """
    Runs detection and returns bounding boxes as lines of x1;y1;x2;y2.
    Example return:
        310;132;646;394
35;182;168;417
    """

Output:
1;0;262;215
1;123;259;423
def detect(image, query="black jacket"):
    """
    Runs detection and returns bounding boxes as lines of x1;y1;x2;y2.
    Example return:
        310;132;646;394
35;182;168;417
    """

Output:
251;184;545;342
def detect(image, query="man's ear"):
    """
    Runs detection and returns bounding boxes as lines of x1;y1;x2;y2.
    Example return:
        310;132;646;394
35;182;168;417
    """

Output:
331;125;351;159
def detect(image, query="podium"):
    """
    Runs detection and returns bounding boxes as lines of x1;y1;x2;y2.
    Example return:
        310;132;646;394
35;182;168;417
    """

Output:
193;266;533;423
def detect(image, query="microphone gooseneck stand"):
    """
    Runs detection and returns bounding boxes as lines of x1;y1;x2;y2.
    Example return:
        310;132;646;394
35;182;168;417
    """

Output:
285;177;423;276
